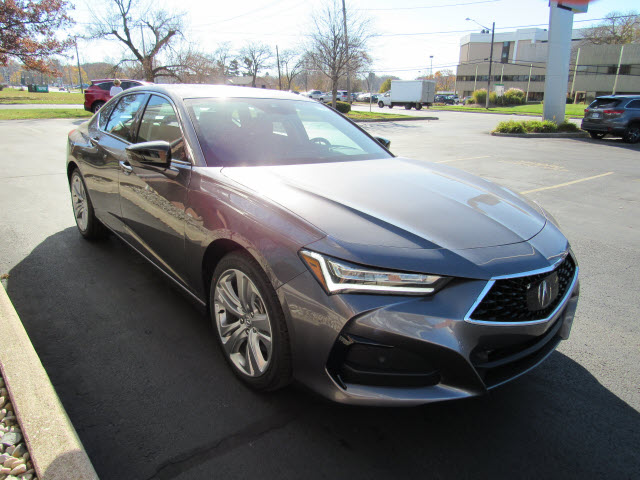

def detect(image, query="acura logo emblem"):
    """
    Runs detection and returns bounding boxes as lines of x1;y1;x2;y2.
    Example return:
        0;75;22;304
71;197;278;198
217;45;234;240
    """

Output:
526;272;560;312
537;280;553;309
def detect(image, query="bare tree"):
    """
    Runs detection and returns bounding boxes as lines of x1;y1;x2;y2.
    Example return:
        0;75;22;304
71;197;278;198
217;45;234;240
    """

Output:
88;0;185;81
306;0;371;108
213;42;233;83
279;49;304;90
580;11;639;45
240;42;272;88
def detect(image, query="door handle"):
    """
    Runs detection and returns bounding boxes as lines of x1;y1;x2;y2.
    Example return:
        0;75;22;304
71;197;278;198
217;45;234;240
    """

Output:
119;160;133;175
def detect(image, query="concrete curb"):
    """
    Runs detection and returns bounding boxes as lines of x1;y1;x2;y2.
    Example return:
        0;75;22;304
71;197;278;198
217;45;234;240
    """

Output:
491;131;589;138
352;116;439;123
0;286;99;480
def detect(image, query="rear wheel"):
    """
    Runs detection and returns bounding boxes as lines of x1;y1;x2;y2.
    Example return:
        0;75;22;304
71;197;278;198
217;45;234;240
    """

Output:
70;169;108;240
623;123;640;144
415;103;423;110
589;131;605;139
91;101;105;113
404;104;412;110
210;251;292;391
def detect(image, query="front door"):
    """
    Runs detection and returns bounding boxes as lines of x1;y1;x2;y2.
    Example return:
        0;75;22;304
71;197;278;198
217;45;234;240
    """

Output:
118;94;193;287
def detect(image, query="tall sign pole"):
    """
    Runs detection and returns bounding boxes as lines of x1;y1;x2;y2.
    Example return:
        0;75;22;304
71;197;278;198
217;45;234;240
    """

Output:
543;1;588;123
74;37;83;94
485;22;495;109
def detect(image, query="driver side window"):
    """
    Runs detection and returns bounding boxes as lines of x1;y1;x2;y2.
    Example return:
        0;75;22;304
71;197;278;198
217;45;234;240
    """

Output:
137;95;186;161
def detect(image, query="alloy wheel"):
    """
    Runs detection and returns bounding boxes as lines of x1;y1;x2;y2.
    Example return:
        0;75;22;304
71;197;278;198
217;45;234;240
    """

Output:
71;174;89;232
213;269;273;377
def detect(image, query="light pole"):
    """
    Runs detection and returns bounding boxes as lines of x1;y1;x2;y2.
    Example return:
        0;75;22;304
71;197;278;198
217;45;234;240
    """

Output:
466;17;495;109
429;55;434;78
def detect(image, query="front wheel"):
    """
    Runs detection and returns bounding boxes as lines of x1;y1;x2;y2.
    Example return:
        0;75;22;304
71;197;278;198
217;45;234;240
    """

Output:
70;169;108;240
378;101;384;108
623;124;640;144
210;251;292;391
404;104;412;110
589;131;605;139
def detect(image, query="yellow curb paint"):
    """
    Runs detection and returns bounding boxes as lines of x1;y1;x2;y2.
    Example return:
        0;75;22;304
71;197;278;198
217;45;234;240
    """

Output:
520;172;614;194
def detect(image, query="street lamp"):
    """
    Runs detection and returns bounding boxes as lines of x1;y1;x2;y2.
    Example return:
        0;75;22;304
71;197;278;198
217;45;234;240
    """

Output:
430;55;434;78
466;17;495;109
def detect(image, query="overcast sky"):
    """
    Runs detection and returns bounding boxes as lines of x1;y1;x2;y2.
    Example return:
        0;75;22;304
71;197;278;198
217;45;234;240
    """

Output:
69;0;637;80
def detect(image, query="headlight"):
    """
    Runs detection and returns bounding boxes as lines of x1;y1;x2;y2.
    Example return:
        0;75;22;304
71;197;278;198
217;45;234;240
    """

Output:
300;250;450;295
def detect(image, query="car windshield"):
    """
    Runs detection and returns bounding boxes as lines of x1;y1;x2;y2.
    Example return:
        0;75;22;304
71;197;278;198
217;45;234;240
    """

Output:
186;97;391;167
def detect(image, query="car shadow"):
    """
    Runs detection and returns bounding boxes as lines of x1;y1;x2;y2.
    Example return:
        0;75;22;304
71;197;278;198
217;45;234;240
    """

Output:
572;136;640;151
7;228;640;480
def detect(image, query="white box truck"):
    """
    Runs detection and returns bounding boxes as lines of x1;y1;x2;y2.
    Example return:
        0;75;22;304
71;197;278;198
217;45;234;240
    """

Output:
378;80;436;110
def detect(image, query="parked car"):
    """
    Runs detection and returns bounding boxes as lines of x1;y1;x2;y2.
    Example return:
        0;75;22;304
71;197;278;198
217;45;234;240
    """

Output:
581;95;640;143
305;90;323;100
83;79;152;113
322;90;349;103
67;84;579;406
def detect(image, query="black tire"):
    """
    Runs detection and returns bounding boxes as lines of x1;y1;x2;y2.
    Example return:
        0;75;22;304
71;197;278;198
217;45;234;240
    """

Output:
415;103;423;110
404;104;412;110
91;101;105;113
69;169;108;240
209;251;292;391
623;123;640;144
378;101;384;108
388;105;393;109
589;131;605;139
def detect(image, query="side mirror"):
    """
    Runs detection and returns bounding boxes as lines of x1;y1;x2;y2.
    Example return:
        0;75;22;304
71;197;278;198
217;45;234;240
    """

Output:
126;141;172;168
374;136;391;149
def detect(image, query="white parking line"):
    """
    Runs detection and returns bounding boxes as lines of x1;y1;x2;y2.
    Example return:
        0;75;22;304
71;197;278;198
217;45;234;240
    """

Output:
435;155;491;164
520;172;614;194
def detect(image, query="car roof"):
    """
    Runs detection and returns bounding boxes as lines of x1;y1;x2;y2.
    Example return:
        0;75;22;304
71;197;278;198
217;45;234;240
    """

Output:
595;95;640;100
129;84;316;102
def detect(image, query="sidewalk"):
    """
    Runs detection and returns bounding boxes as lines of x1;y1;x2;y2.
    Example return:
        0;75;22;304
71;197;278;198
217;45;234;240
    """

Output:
0;105;83;110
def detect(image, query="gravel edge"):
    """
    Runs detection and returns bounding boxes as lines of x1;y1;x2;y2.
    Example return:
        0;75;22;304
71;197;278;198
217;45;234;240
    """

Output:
0;286;99;480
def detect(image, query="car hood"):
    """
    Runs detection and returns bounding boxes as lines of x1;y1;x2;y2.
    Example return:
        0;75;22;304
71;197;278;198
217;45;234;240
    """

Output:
221;157;546;250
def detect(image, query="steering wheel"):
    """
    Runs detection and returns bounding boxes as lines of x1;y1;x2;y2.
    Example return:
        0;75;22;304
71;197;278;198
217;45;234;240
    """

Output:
310;137;331;147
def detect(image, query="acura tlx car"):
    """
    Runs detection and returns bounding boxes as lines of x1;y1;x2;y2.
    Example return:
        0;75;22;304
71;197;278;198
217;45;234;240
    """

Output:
66;85;579;406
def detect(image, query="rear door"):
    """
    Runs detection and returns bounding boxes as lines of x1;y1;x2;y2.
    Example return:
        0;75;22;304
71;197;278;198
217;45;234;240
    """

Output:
118;94;193;286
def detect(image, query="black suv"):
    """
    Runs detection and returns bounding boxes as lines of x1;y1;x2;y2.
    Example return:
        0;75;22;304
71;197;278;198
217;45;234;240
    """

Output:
581;95;640;144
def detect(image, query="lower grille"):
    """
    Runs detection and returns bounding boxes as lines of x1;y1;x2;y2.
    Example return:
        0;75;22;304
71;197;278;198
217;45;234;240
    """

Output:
470;254;577;323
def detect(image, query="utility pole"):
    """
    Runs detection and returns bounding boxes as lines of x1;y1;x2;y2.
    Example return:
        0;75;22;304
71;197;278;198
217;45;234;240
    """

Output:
276;45;282;90
341;0;351;103
430;55;434;77
140;24;146;56
486;22;495;109
74;37;83;93
526;64;533;103
570;47;580;99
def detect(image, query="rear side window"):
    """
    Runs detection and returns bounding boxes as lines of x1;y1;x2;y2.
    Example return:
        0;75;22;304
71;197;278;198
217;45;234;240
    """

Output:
626;100;640;109
98;82;113;91
105;93;147;142
589;98;621;109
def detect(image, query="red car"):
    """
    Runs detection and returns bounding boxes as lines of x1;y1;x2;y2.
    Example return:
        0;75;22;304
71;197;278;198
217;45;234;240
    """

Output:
83;79;152;113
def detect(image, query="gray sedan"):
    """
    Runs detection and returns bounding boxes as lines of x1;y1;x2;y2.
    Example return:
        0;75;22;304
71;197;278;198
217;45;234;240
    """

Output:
67;84;579;406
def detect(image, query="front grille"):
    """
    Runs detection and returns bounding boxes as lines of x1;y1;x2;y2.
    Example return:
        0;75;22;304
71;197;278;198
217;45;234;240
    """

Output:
470;255;576;323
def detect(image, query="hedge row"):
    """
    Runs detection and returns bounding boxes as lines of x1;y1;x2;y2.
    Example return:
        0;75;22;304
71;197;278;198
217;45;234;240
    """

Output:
493;119;580;134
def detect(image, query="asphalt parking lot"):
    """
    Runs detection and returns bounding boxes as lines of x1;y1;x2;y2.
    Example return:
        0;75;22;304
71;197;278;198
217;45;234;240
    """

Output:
0;112;638;479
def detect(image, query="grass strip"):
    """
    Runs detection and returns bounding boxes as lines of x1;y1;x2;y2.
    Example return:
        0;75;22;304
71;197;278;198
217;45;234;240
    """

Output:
0;109;92;120
346;111;413;120
429;103;585;118
0;89;84;105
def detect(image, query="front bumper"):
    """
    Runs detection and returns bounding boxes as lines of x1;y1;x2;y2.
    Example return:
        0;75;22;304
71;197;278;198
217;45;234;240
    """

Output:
278;257;579;407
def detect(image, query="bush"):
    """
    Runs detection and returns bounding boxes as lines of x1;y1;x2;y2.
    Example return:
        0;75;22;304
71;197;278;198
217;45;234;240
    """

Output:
504;88;525;105
493;120;526;133
472;89;487;105
566;96;574;104
558;120;579;132
334;101;351;114
379;78;392;94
